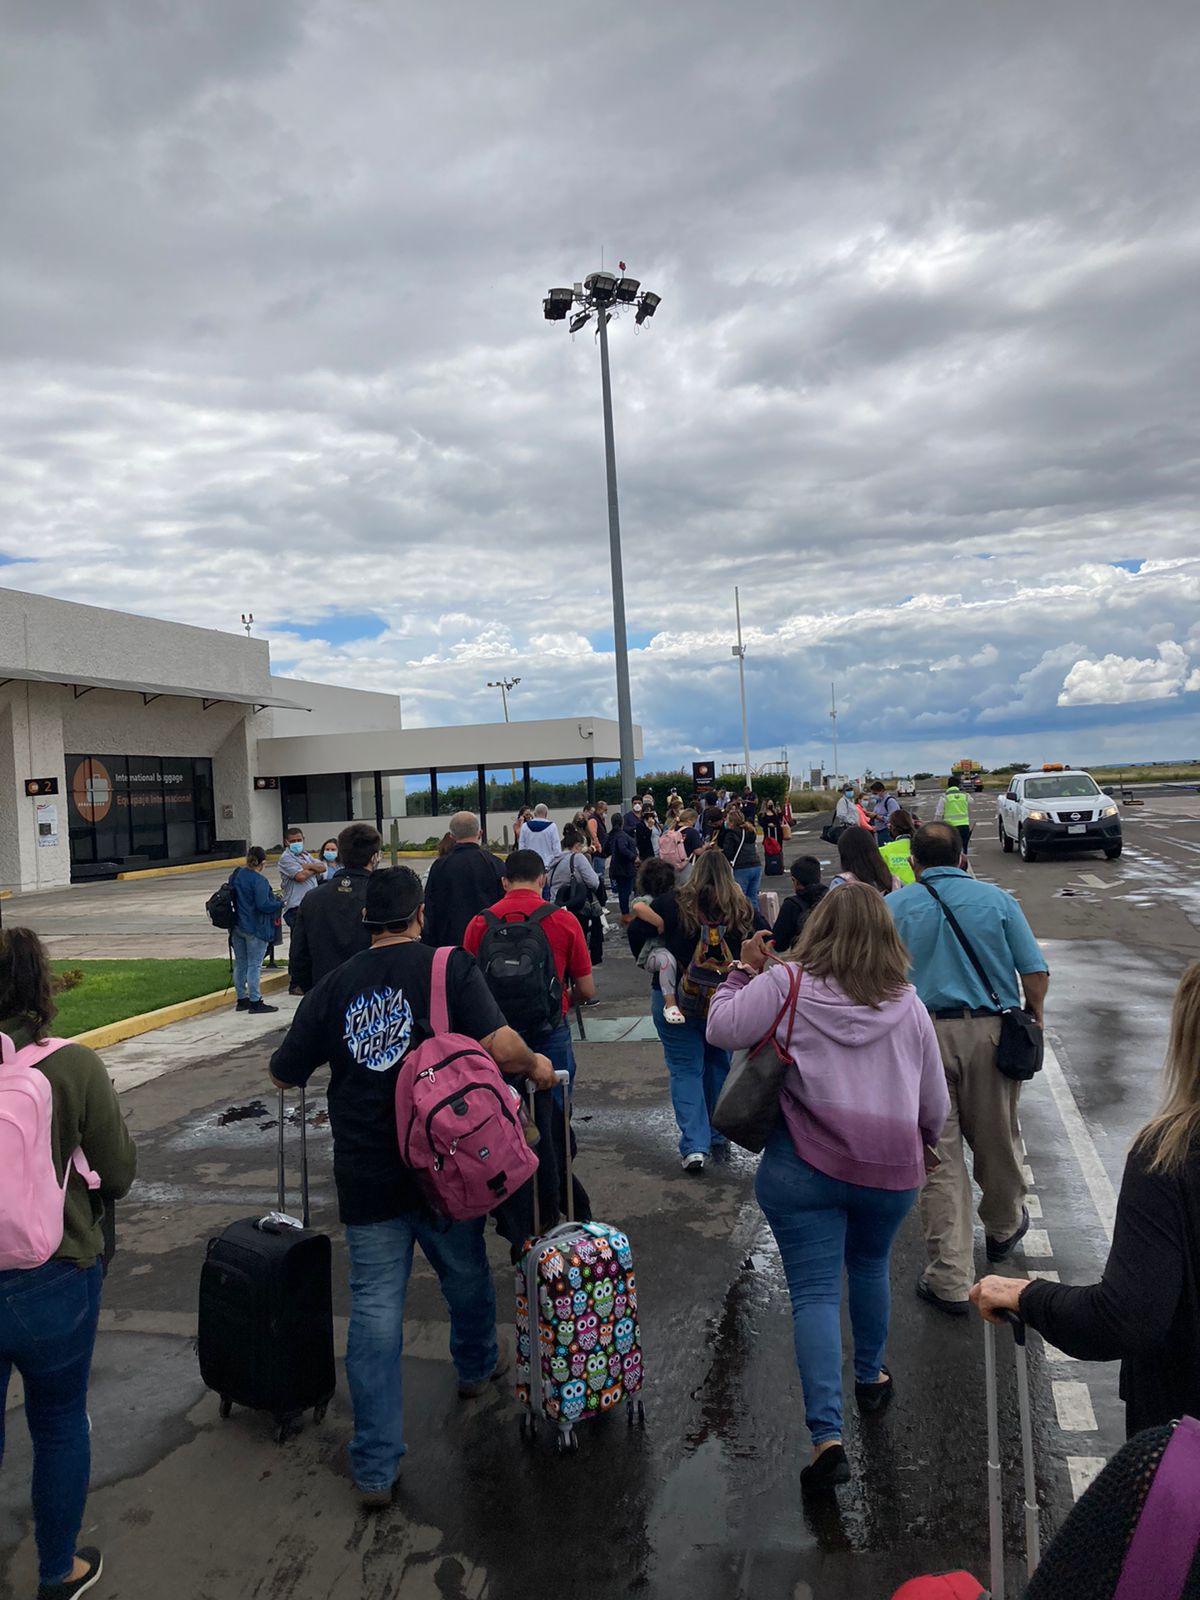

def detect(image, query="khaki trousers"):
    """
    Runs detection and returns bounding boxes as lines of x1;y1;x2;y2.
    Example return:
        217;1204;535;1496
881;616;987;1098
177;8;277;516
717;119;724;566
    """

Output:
919;1014;1026;1300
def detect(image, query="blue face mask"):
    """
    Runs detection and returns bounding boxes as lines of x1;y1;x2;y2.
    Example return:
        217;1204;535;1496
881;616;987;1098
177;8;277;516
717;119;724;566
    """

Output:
289;841;305;854
323;849;337;862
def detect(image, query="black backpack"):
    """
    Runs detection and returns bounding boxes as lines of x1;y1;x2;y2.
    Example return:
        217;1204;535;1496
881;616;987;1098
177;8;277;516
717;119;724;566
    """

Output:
476;906;562;1040
551;855;590;916
205;875;237;932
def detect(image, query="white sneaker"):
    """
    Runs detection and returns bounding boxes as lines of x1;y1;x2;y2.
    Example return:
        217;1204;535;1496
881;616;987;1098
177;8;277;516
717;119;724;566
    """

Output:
681;1152;706;1173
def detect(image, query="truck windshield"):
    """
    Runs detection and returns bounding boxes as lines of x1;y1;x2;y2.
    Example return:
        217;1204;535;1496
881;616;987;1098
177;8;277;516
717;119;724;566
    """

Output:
1024;776;1100;799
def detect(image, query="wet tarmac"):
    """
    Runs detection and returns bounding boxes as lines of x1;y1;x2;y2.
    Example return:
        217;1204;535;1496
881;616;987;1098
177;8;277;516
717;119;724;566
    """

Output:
1;809;1198;1598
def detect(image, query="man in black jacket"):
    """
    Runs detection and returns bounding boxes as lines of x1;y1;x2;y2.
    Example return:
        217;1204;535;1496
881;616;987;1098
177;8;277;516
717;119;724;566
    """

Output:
288;821;381;992
421;812;505;948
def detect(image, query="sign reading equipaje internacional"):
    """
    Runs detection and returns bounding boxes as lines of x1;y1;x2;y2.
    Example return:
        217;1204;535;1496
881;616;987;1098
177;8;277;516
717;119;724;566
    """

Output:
65;752;217;868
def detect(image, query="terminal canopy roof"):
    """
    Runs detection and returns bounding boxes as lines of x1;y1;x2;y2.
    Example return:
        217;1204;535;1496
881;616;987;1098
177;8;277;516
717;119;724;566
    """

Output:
0;665;310;713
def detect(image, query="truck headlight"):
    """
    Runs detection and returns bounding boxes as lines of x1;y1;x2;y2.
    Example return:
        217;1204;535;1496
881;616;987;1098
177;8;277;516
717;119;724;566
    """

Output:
1026;810;1049;822
1100;804;1118;818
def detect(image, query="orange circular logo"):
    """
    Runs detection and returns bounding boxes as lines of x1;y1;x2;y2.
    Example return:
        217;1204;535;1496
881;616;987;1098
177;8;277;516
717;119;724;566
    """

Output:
72;759;112;823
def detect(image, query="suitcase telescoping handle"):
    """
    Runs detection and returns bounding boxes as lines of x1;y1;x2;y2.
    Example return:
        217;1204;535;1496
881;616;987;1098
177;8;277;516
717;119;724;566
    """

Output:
274;1084;311;1229
984;1312;1041;1600
528;1070;572;1240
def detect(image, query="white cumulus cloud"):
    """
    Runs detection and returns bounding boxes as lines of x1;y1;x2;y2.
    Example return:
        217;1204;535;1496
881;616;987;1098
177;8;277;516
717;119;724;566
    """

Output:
1057;640;1192;706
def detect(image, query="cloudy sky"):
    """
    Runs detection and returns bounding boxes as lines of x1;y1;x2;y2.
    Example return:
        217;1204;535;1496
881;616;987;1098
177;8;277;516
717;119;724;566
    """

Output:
3;0;1199;777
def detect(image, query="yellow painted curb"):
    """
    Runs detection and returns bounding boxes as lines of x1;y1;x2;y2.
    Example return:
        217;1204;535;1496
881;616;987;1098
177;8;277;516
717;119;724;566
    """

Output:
115;852;284;881
72;970;289;1049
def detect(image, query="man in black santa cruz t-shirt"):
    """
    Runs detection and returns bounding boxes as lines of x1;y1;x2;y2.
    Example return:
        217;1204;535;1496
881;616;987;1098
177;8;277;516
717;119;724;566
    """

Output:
270;867;555;1508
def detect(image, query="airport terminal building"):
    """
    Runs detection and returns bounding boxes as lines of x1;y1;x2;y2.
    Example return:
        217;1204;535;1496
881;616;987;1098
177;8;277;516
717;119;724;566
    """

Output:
0;587;641;895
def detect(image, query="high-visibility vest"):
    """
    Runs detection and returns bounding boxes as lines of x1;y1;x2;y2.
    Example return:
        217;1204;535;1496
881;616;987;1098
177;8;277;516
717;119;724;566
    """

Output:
880;837;915;886
942;788;970;825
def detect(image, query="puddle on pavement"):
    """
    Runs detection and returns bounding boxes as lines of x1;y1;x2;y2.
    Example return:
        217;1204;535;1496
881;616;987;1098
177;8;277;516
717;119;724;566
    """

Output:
216;1100;269;1125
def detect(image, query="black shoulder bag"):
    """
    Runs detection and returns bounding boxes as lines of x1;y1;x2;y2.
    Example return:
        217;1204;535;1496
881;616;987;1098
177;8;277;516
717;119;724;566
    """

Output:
920;881;1044;1082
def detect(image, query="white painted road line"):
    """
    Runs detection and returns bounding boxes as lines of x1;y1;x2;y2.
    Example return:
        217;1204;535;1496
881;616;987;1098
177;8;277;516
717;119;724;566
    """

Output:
1025;1194;1043;1218
1019;1228;1054;1258
1053;1380;1098;1433
1028;1269;1061;1282
1066;1456;1106;1500
1042;1041;1117;1242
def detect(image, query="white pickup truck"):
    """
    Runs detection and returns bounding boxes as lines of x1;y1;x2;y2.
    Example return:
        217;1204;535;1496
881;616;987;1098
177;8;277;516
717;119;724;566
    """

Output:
996;769;1122;862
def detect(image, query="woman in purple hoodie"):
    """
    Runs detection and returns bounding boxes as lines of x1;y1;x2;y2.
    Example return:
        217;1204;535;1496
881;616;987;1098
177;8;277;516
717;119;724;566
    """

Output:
707;883;949;1496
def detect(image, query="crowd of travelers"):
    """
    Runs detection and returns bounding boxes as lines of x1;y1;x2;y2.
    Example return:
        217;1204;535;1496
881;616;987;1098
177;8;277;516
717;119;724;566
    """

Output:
1;773;1198;1598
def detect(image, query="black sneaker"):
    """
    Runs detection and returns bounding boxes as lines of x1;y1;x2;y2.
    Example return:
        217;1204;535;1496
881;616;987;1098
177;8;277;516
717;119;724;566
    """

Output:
247;1001;279;1015
38;1547;103;1599
915;1274;970;1318
236;998;251;1011
986;1206;1031;1263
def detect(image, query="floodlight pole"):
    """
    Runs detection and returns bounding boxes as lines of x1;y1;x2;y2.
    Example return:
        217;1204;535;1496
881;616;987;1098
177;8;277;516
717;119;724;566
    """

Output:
595;307;638;808
734;587;751;786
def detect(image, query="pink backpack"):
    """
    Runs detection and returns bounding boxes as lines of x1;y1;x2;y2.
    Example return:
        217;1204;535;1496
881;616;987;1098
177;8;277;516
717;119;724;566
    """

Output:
0;1034;100;1271
394;947;538;1222
657;828;688;870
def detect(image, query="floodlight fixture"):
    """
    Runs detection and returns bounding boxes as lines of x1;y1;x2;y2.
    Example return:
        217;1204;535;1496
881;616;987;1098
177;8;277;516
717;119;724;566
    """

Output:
543;286;573;321
569;309;592;335
635;291;661;326
614;275;640;303
585;271;617;305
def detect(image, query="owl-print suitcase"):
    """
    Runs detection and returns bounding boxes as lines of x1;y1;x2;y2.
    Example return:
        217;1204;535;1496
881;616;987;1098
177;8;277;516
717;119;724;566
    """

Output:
514;1074;646;1452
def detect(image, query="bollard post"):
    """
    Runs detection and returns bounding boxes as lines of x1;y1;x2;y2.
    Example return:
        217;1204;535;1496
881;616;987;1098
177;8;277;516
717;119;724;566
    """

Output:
389;819;400;867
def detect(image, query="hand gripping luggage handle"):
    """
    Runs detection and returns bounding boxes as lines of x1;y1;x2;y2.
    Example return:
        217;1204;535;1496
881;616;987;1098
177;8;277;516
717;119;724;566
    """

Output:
984;1314;1040;1600
273;1083;311;1229
528;1070;572;1239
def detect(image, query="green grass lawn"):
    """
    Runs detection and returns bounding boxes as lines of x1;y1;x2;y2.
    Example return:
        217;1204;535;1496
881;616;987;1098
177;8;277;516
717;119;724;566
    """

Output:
50;958;237;1037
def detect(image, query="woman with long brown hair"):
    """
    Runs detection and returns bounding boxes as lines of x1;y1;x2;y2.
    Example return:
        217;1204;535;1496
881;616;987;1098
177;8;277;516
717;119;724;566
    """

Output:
718;805;763;909
829;824;902;894
974;960;1200;1436
0;928;137;1596
629;850;763;1172
707;885;948;1495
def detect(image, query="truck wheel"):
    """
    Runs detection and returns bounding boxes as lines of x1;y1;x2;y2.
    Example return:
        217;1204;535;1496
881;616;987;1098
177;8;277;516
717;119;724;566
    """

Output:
1105;844;1122;860
999;820;1014;854
1018;829;1038;862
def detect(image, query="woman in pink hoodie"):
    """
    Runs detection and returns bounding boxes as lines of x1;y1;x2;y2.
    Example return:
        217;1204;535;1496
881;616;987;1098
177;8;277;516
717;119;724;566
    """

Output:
707;883;949;1496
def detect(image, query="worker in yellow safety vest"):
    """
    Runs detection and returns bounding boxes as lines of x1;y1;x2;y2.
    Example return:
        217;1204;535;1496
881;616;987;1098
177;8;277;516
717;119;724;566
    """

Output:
880;809;917;885
935;778;972;856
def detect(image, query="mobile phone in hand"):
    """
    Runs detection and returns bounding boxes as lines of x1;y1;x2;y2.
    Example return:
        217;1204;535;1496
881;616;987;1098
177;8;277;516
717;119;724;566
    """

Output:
923;1144;942;1174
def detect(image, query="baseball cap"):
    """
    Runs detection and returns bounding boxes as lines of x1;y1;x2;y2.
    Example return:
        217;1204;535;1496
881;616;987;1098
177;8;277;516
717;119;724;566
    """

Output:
363;866;424;927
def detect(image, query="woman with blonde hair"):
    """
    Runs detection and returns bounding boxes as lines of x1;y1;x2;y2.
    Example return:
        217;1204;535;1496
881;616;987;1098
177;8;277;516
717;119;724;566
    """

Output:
707;884;949;1494
629;849;764;1172
973;960;1200;1437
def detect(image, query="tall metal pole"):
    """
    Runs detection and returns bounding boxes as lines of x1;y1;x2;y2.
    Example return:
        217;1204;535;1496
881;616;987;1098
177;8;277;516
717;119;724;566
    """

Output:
830;682;839;789
735;587;751;785
596;307;637;807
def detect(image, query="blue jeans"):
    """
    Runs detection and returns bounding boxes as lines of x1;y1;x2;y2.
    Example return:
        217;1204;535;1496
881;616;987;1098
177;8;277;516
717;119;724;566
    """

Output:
652;990;731;1157
613;874;633;914
734;864;762;909
231;928;268;1001
0;1259;103;1584
755;1130;916;1445
540;1019;577;1105
344;1213;497;1491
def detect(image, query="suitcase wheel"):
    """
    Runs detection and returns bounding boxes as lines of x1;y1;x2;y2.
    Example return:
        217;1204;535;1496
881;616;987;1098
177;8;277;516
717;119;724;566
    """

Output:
273;1415;300;1445
218;1396;233;1420
627;1398;646;1428
519;1412;538;1446
313;1401;328;1425
555;1426;578;1455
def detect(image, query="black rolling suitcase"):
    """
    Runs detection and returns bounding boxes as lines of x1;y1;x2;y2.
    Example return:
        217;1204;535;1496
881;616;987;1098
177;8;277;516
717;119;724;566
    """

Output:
198;1086;335;1442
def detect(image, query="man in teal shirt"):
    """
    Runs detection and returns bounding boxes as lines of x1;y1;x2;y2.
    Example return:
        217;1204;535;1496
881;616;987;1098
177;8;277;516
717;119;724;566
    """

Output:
889;822;1050;1315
